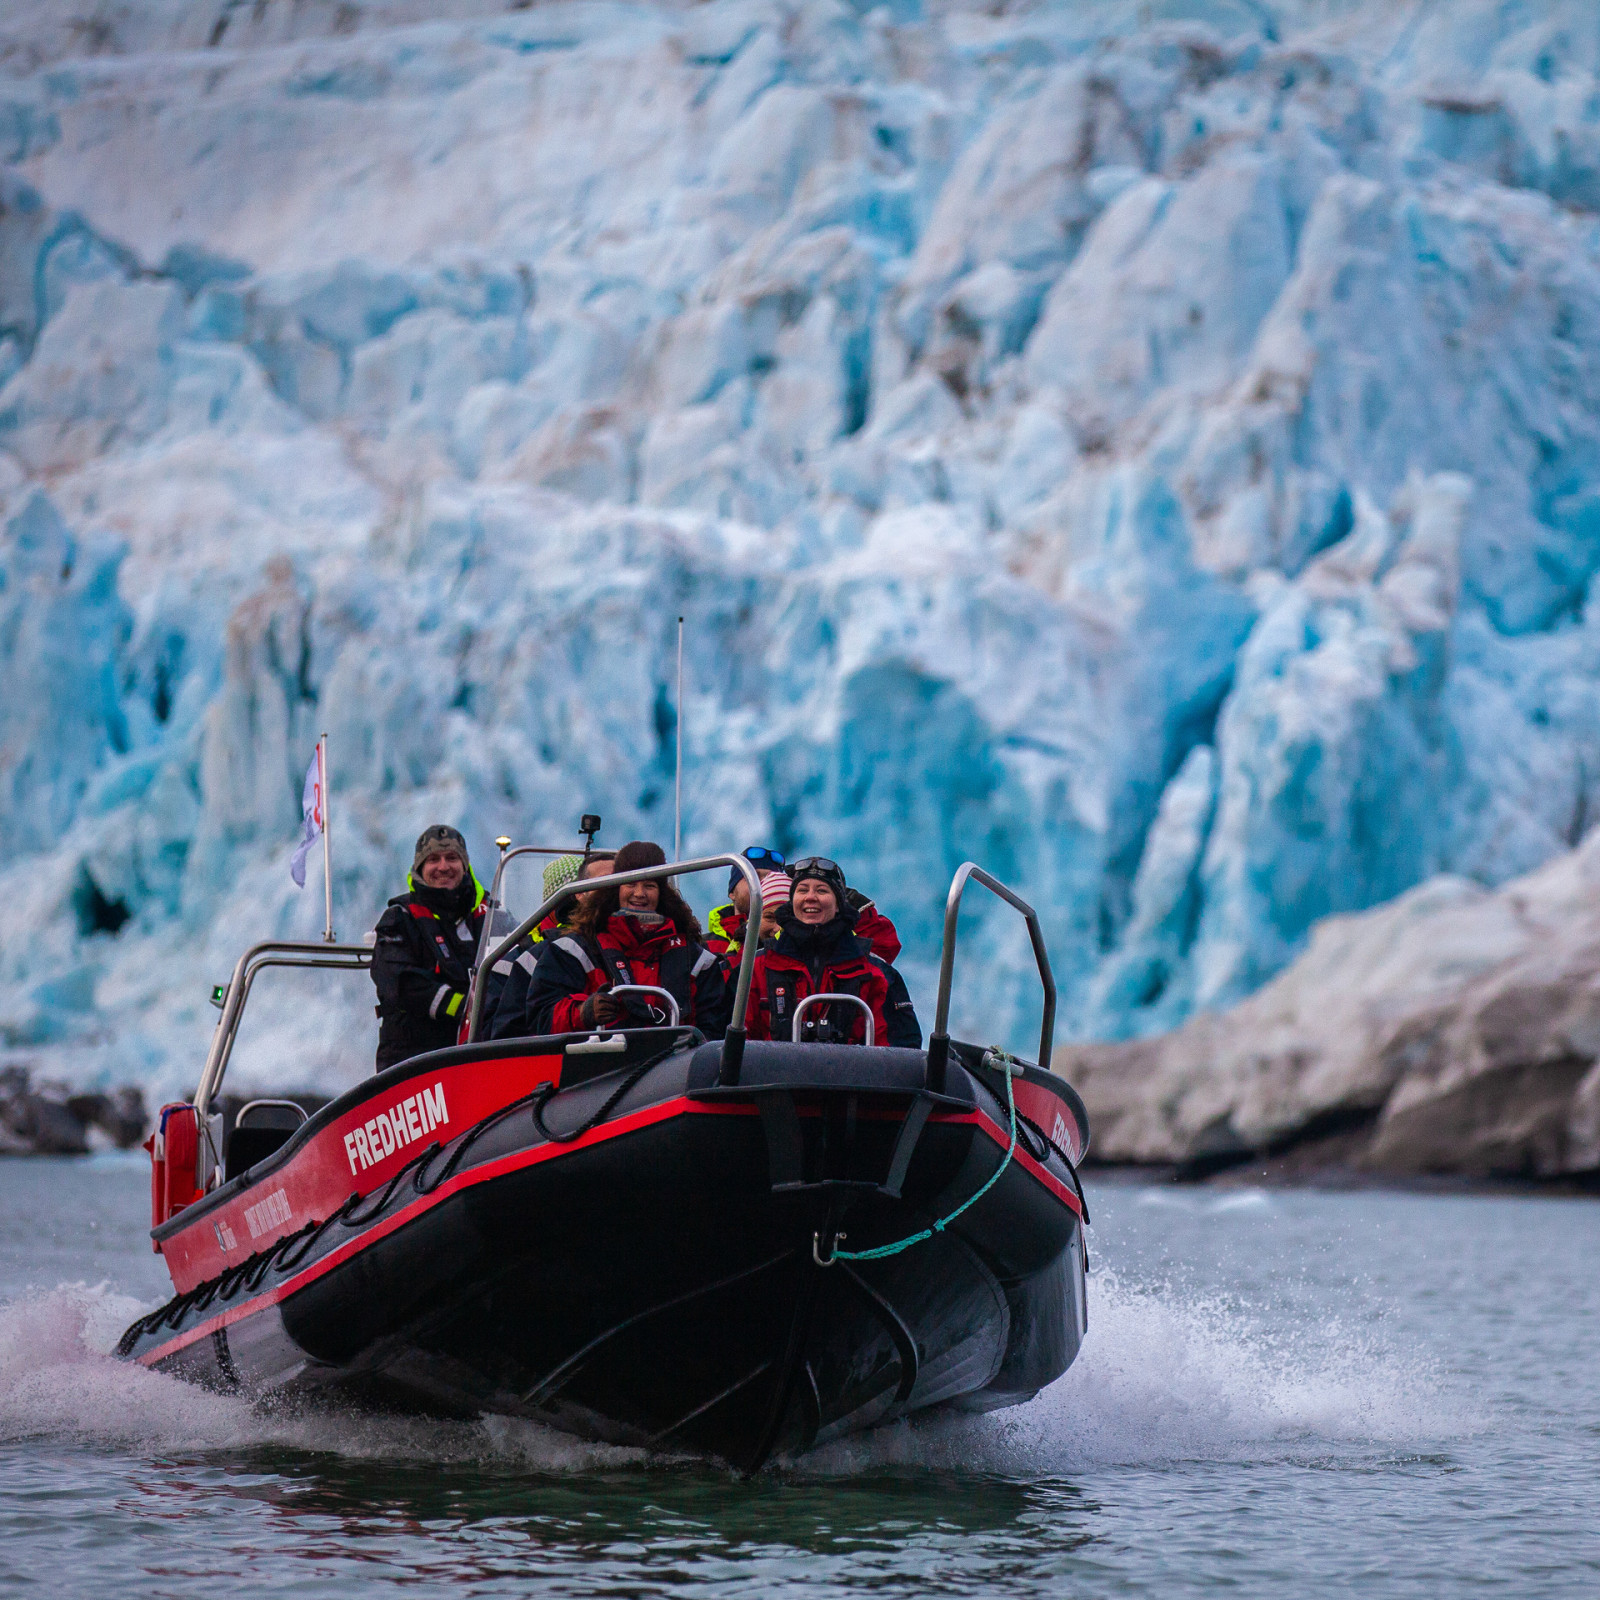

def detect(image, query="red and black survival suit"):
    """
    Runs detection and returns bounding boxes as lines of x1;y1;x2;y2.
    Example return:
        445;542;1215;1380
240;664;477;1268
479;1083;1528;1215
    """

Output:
706;887;902;969
490;910;730;1039
371;874;490;1070
746;903;921;1047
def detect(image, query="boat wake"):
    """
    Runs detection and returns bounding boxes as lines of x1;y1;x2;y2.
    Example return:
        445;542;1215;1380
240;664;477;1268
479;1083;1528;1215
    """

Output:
801;1267;1463;1476
0;1282;648;1471
0;1271;1460;1479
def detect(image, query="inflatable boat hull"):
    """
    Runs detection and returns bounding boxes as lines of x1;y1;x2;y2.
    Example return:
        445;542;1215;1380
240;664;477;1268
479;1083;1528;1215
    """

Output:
118;1033;1089;1471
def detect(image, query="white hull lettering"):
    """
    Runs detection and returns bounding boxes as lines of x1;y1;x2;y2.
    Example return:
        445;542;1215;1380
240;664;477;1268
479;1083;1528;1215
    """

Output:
344;1080;449;1176
244;1188;292;1240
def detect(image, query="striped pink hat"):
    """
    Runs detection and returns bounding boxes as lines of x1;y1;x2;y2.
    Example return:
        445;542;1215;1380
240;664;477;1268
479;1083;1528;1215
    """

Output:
760;872;790;911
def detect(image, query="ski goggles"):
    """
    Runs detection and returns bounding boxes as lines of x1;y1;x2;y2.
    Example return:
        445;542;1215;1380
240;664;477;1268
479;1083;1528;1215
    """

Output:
730;846;786;892
788;857;843;882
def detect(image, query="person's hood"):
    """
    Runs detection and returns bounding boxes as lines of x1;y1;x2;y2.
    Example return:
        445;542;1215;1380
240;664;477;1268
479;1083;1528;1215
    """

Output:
708;903;746;944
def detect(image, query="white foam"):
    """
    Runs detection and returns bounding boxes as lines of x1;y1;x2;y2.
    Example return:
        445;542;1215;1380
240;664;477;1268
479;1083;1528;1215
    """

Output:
800;1271;1462;1476
0;1284;649;1471
1;1274;1460;1477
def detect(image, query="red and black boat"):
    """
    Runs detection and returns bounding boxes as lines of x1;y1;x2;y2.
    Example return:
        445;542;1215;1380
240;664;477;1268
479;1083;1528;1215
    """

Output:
118;853;1091;1472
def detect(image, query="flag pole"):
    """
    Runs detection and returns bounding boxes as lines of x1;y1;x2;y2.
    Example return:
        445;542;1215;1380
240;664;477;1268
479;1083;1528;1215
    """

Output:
320;733;335;943
674;617;684;860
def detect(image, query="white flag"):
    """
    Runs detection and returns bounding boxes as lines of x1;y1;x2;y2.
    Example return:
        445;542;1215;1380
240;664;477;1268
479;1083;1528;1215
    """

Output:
289;744;324;888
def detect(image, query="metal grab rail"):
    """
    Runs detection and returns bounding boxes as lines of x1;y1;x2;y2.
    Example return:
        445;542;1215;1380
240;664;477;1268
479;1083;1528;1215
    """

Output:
607;984;682;1027
193;941;373;1188
791;992;874;1047
926;863;1056;1094
234;1098;310;1129
196;942;374;1124
472;839;606;975
467;853;764;1085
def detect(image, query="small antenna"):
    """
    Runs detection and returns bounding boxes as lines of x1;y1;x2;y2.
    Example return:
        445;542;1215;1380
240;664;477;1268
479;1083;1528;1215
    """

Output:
674;616;684;860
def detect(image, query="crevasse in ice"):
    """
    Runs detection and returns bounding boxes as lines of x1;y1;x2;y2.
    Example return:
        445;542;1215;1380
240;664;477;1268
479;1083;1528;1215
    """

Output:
2;0;1600;1097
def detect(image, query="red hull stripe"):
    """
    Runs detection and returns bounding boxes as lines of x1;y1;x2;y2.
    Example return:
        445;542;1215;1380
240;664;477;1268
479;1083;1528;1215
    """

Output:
135;1095;1081;1367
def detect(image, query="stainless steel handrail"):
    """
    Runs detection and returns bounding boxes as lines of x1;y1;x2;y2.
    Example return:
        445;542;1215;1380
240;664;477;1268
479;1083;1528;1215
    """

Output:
790;992;874;1047
608;984;682;1027
234;1098;310;1128
925;863;1056;1093
473;840;608;974
467;853;763;1084
196;942;374;1123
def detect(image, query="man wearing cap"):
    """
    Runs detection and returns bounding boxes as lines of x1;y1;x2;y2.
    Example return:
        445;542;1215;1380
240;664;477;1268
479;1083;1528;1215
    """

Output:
370;825;492;1071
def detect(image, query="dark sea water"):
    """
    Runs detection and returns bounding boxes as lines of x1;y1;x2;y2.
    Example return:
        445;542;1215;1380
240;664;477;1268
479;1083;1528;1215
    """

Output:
1;1155;1596;1598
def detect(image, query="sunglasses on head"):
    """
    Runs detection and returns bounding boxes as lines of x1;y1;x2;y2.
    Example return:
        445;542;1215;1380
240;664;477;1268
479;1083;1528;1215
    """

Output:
788;857;840;879
742;847;786;869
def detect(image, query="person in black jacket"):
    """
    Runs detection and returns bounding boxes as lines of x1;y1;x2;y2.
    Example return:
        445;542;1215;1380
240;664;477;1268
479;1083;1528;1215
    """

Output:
370;825;491;1071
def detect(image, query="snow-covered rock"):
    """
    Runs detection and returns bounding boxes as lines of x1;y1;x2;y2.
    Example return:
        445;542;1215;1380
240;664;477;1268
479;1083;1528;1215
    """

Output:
3;1;1600;1110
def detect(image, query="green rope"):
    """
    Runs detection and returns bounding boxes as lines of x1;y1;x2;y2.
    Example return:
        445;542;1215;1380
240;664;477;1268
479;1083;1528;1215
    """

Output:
828;1052;1020;1264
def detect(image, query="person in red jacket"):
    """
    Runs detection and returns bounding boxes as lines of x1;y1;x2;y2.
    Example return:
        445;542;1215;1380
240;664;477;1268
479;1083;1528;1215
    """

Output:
845;888;902;963
493;839;729;1038
746;858;920;1048
707;847;904;966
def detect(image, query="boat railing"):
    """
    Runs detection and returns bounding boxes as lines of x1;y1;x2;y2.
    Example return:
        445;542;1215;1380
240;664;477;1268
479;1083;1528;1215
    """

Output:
467;852;764;1085
608;984;682;1027
926;863;1056;1094
791;992;874;1046
472;835;606;975
194;940;374;1184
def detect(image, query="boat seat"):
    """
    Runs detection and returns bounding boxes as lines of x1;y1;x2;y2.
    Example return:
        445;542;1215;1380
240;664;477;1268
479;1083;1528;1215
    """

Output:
225;1099;308;1181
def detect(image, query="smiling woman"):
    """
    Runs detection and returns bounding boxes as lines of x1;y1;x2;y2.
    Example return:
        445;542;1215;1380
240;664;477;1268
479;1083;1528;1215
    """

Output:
743;858;922;1049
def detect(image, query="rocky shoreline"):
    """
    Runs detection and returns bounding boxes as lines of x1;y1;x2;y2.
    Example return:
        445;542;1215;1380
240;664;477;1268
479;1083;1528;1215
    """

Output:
1066;832;1600;1191
0;1066;146;1155
0;1067;329;1159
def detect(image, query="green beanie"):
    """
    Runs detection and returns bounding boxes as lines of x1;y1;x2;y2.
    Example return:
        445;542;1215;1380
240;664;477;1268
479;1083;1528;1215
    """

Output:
543;854;584;901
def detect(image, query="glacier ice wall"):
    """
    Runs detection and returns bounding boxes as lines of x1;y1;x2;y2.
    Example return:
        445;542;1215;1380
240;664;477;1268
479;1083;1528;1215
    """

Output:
3;0;1600;1098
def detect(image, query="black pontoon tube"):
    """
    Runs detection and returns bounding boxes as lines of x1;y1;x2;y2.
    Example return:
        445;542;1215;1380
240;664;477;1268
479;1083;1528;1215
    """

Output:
465;853;764;1084
925;863;1056;1094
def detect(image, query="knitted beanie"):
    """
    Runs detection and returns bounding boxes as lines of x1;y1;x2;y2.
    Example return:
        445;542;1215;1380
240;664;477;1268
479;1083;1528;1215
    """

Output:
760;872;790;911
542;854;583;900
412;824;468;876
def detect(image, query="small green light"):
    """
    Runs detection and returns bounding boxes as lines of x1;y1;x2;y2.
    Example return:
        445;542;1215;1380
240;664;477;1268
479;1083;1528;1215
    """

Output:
209;985;227;1009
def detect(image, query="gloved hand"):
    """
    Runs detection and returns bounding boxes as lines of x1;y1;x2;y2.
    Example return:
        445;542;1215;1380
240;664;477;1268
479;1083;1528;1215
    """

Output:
580;989;624;1029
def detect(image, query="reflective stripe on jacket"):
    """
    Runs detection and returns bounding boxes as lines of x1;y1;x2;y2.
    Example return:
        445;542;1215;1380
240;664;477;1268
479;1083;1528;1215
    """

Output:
491;912;730;1040
370;877;489;1071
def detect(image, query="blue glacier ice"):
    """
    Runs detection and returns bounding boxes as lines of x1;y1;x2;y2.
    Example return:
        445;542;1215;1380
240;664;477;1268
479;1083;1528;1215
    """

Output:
3;0;1600;1099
